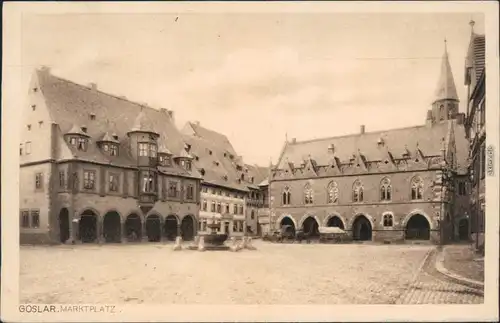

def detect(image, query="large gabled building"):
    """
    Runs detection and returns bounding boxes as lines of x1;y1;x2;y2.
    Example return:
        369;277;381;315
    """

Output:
463;20;486;253
19;67;202;244
268;43;470;244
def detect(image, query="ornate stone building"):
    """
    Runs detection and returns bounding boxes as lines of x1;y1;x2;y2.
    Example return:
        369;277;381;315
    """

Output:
268;43;470;244
463;20;486;252
19;68;202;244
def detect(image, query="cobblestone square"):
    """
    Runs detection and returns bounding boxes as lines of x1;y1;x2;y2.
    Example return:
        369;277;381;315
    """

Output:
20;241;483;304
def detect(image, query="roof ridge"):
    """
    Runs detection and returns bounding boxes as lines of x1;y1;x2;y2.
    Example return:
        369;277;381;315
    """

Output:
290;124;427;146
38;70;165;116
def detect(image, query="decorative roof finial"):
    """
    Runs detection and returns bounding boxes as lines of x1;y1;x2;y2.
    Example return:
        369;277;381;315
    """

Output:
469;19;475;34
444;37;448;53
285;132;288;142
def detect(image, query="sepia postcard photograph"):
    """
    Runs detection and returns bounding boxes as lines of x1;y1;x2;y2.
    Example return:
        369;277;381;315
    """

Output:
1;1;499;322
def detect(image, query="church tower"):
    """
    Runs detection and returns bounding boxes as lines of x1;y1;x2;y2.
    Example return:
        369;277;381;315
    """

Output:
427;40;460;125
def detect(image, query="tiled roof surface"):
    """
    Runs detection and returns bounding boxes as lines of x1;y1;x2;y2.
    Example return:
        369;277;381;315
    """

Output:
276;120;469;174
186;122;237;156
182;134;249;192
36;69;200;178
466;33;486;90
433;48;459;103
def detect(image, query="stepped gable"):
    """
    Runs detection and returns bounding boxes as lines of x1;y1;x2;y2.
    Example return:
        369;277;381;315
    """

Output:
277;122;469;174
183;134;248;192
36;69;197;178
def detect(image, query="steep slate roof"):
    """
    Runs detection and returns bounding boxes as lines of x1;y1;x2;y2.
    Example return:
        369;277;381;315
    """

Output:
184;122;237;156
465;32;485;90
243;164;269;189
433;44;459;103
182;134;249;192
276;120;469;175
36;69;200;178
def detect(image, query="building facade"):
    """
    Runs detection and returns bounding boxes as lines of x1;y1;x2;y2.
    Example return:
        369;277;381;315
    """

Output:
19;68;202;244
464;21;486;253
268;44;470;245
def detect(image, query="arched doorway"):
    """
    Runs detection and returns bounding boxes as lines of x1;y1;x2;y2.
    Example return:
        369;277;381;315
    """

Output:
302;216;320;238
163;215;178;241
326;216;345;229
280;216;296;235
181;215;195;241
79;210;98;243
458;218;469;241
405;214;430;240
146;214;162;242
352;215;372;241
125;214;142;241
103;211;121;243
58;208;70;243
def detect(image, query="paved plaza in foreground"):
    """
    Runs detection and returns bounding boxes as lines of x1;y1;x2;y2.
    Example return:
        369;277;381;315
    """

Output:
20;241;483;304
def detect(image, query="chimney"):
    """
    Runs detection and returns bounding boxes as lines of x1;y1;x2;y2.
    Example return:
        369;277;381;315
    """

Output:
195;121;200;126
167;110;174;121
456;112;465;125
291;138;297;144
88;83;97;91
360;125;365;134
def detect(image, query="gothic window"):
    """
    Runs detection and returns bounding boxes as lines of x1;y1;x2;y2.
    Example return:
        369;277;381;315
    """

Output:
141;171;155;193
327;181;339;204
59;171;66;189
383;213;393;227
109;173;119;192
410;176;424;200
35;173;43;190
83;170;96;190
380;177;392;201
304;183;314;205
352;180;364;202
282;187;291;205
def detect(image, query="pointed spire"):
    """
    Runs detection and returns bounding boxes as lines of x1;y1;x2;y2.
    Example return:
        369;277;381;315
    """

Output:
433;38;459;103
469;19;475;35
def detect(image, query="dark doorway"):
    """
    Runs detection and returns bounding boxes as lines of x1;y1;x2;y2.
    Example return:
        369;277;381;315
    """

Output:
405;214;430;240
302;216;320;238
103;211;121;243
146;214;162;242
280;217;296;235
59;208;70;243
257;223;262;237
79;210;98;243
125;214;142;242
352;215;372;241
327;216;345;230
458;219;469;241
164;215;178;241
181;215;195;241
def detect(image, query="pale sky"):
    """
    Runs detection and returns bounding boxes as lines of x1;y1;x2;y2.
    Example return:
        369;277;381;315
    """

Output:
21;12;484;166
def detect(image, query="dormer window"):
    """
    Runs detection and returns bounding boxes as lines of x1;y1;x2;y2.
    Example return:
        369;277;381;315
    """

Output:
110;144;118;156
81;126;87;133
89;113;96;121
180;160;192;171
70;137;77;145
208;150;213;155
158;154;172;167
103;143;109;152
77;137;88;151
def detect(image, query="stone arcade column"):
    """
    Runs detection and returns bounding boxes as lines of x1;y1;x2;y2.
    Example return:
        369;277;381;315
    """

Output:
141;219;148;242
121;221;127;243
96;216;104;244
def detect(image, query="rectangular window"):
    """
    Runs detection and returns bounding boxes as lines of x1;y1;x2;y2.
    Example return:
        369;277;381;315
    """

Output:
186;184;194;200
217;202;222;213
110;145;118;156
211;201;216;212
21;210;30;228
138;143;149;157
31;210;40;228
458;182;466;196
202;200;207;211
480;145;486;180
26;141;32;155
233;204;238;214
149;144;157;158
20;144;23;156
35;173;43;189
168;181;178;198
109;173;119;192
479;98;486;128
225;204;230;214
202;186;208;193
239;205;244;215
83;170;96;190
142;171;155;193
59;171;66;189
77;137;87;151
